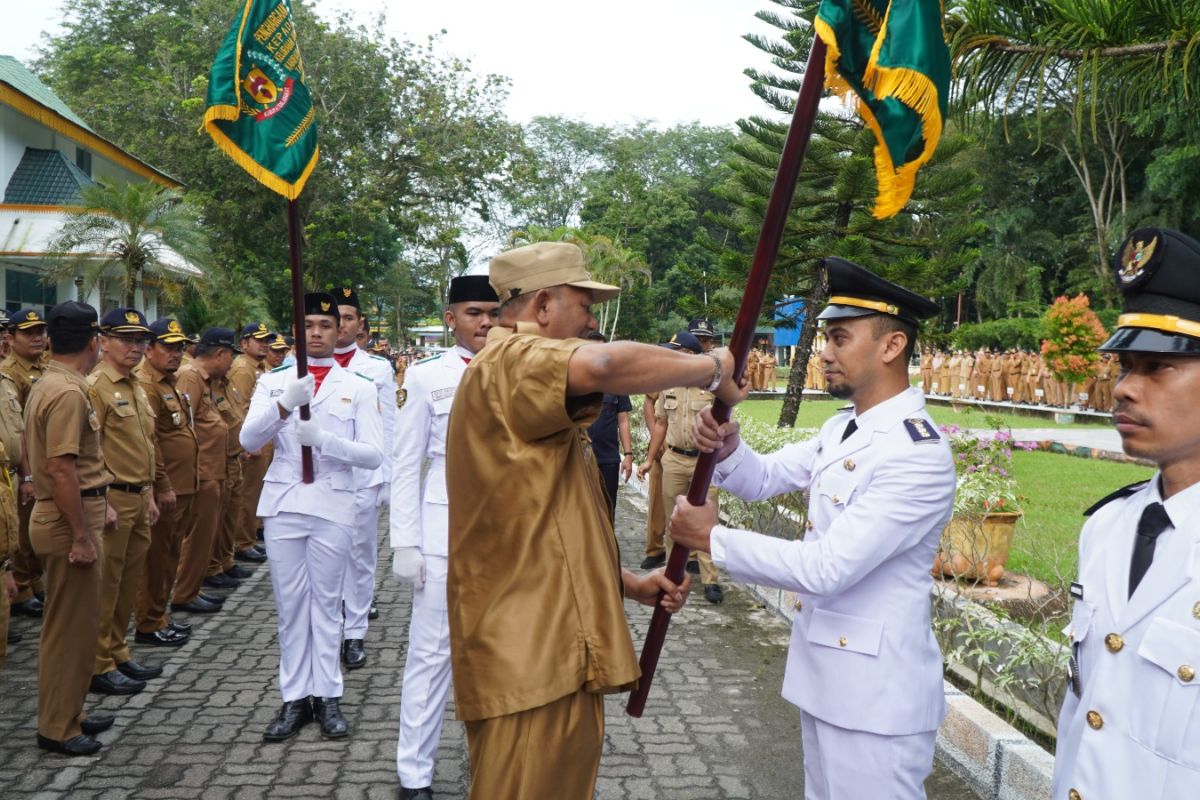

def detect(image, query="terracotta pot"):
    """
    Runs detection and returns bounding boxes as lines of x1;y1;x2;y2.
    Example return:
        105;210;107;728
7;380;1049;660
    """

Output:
931;511;1022;587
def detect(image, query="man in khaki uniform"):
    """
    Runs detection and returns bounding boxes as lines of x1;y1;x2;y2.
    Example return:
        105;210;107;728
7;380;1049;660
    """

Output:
920;349;933;394
1093;352;1116;411
641;388;667;570
134;319;197;646
229;323;271;565
447;242;741;799
265;333;289;369
208;366;250;589
0;371;23;665
171;329;234;614
87;308;161;696
27;301;116;755
747;347;761;392
762;349;778;391
3;307;48;616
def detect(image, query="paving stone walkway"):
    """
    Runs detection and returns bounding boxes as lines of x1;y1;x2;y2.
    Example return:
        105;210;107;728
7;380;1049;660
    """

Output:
0;495;980;799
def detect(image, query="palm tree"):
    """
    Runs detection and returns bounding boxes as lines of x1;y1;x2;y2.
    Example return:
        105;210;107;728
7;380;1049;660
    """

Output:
45;179;208;309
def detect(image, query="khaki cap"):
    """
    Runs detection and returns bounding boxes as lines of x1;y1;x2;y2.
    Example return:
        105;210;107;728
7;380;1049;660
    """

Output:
489;242;620;304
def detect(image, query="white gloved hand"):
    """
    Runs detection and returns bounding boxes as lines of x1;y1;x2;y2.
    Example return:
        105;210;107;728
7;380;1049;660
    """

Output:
392;546;425;590
278;374;315;411
295;419;330;448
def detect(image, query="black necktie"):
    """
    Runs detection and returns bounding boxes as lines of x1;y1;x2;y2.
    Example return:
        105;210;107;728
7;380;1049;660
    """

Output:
841;419;858;443
1129;502;1172;598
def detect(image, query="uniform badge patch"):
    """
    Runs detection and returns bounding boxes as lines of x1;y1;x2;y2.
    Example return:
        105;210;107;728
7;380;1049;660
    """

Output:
903;417;940;443
431;387;456;402
269;389;283;397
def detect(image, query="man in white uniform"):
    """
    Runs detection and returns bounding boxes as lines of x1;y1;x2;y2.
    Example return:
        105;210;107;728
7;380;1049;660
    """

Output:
241;292;384;742
1053;228;1200;800
332;287;396;670
391;275;499;799
670;257;956;800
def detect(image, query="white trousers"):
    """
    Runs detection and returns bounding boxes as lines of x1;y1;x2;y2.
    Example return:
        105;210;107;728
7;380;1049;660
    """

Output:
396;555;452;788
800;711;936;800
342;484;382;639
265;512;353;701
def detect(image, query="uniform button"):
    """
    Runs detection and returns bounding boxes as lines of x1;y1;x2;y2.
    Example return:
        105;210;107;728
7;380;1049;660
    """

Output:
1068;790;1082;800
1179;665;1196;683
793;599;803;612
832;495;841;504
1104;633;1124;653
1086;710;1103;729
1193;601;1200;620
805;520;814;532
838;637;848;647
842;458;855;471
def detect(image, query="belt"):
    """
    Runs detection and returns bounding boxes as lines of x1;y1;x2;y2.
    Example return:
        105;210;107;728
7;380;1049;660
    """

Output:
80;487;109;498
669;445;700;458
110;482;151;494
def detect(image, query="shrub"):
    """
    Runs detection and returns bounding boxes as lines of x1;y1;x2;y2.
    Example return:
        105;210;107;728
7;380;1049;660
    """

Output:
1040;295;1108;384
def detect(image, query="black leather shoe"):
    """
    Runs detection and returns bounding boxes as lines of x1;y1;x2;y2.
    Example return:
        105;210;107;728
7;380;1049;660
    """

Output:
171;597;222;614
703;584;724;604
341;639;366;670
167;618;192;634
203;573;240;590
640;554;666;570
399;788;434;800
224;564;253;579
80;713;115;735
135;627;189;647
235;547;267;564
117;659;162;681
367;605;379;620
263;698;312;742
36;733;101;756
11;596;44;616
197;592;226;606
7;628;21;644
90;670;145;695
685;561;700;575
253;543;267;555
255;527;265;542
312;696;348;739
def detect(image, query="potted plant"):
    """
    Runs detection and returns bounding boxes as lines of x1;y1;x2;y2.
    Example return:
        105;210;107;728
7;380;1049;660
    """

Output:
932;421;1030;586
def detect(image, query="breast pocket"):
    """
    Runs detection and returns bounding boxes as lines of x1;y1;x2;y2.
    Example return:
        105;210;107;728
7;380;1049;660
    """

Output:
816;474;856;510
327;399;356;438
1130;617;1200;767
807;607;884;656
162;394;184;428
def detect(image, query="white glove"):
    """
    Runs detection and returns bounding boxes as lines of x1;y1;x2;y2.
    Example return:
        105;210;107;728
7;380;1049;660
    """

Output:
278;374;315;411
295;419;330;448
392;546;425;590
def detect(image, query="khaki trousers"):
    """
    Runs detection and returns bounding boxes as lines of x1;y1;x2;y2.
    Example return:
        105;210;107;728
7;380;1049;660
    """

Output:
210;462;243;577
12;497;42;602
32;496;106;741
465;689;604;800
644;458;665;558
94;488;151;675
0;478;16;668
174;479;221;604
136;492;194;633
237;447;271;551
764;366;777;391
661;449;719;585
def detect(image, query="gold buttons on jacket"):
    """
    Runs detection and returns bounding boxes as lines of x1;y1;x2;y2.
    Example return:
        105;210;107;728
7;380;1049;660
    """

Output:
1193;601;1200;620
805;520;814;532
793;599;803;612
1086;710;1103;730
838;637;848;647
1180;665;1196;683
842;458;855;471
1068;790;1082;800
1104;633;1124;653
831;495;842;505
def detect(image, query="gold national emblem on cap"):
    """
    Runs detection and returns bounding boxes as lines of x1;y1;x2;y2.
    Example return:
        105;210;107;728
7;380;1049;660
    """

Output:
257;323;268;333
125;311;140;324
320;301;331;312
342;287;352;298
168;320;182;333
1120;236;1158;283
26;311;36;321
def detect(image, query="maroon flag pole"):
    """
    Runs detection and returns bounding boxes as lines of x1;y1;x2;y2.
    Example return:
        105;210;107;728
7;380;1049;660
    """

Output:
627;38;828;717
287;199;315;483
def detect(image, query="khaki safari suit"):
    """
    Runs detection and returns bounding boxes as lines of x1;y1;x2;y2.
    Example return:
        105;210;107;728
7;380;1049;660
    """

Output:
87;361;156;676
228;352;269;554
211;376;246;578
0;373;23;667
446;328;640;800
762;351;778;391
134;359;199;634
172;362;227;605
1;350;45;602
643;391;666;561
657;385;722;585
747;349;762;391
26;362;112;741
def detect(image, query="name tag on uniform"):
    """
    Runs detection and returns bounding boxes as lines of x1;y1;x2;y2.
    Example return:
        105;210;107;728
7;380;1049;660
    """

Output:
270;389;283;398
115;399;130;407
340;397;352;404
1070;582;1084;601
431;387;455;402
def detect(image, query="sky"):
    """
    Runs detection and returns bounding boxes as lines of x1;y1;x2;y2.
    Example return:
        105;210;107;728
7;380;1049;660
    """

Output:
1;0;785;129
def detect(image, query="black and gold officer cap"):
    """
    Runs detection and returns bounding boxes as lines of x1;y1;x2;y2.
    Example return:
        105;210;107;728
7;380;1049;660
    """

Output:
100;307;151;335
1101;227;1200;354
149;318;189;344
817;257;939;326
47;301;99;333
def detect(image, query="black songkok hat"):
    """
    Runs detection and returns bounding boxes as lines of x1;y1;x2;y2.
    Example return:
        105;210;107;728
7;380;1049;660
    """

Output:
336;287;360;309
816;257;939;326
448;275;499;305
1101;227;1200;354
304;292;340;323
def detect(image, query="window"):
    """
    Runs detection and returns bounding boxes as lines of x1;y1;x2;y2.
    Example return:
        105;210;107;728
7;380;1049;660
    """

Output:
76;147;92;177
5;269;57;316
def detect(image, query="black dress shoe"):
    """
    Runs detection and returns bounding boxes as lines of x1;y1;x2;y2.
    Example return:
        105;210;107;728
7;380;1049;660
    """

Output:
640;554;666;570
135;627;189;647
341;639;366;670
255;527;265;542
263;698;312;742
11;596;44;616
703;584;724;604
253;543;267;555
367;605;379;620
312;696;348;739
167;618;192;634
234;547;267;564
203;573;240;590
197;592;226;606
399;788;434;800
685;561;701;575
36;733;101;756
90;670;146;695
171;597;222;614
117;659;162;681
7;628;21;644
224;564;253;579
80;713;115;735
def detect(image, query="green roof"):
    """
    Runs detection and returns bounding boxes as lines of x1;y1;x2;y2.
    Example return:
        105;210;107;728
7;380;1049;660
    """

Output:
3;147;94;205
0;55;95;134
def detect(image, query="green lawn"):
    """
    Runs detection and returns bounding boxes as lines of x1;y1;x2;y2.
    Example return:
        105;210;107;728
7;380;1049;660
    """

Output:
737;397;1112;431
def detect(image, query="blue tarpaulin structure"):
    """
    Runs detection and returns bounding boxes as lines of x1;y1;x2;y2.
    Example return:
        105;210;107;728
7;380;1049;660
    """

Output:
773;297;805;347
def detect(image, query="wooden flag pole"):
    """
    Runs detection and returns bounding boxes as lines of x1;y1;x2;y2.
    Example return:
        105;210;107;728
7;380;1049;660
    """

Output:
626;37;828;717
287;199;315;483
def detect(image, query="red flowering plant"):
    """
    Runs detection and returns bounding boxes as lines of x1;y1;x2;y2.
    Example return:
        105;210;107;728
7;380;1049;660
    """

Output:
940;415;1035;516
1040;294;1108;386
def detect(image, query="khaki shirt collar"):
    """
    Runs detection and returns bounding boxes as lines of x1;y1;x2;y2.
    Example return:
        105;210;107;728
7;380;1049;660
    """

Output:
486;321;540;345
96;359;134;387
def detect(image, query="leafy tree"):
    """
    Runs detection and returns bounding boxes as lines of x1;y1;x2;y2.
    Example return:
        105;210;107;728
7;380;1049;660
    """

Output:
1040;294;1108;384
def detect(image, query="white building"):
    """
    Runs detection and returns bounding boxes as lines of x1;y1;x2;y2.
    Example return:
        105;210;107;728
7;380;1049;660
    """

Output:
0;55;199;318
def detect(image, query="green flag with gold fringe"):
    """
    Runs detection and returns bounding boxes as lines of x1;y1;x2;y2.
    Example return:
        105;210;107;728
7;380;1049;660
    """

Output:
203;0;318;200
814;0;950;219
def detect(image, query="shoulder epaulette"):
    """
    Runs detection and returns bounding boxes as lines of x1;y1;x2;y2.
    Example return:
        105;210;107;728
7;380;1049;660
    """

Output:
353;371;373;382
415;354;439;365
270;365;290;373
85;372;101;386
837;405;854;413
1084;480;1150;517
903;417;940;444
368;354;388;363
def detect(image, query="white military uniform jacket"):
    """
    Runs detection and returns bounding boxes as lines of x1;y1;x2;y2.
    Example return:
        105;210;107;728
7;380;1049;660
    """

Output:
240;362;383;527
390;347;469;557
710;387;955;735
1054;477;1200;800
335;345;396;492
